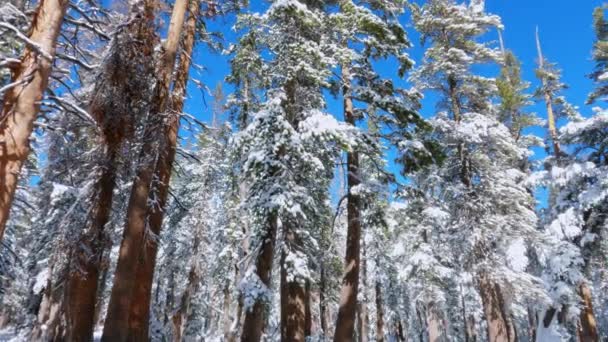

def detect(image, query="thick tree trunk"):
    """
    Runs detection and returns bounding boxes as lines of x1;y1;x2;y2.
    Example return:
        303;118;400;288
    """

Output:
32;272;65;341
375;281;384;342
0;0;68;238
240;214;278;342
479;275;516;342
334;62;362;342
280;229;307;342
126;1;199;339
101;0;188;339
426;303;443;342
65;150;117;341
577;282;599;342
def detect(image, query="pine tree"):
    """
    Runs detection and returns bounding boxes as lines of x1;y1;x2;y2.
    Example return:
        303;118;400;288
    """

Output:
409;1;546;340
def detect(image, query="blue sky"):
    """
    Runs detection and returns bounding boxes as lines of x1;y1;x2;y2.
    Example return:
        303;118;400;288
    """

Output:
180;0;604;204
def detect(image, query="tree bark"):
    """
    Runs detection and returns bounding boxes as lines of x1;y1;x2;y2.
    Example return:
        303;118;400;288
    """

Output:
319;263;329;338
0;0;69;239
124;1;199;339
334;61;362;342
375;281;384;342
479;275;516;342
426;303;443;342
305;279;312;338
65;150;117;342
101;0;188;339
240;213;278;342
280;229;307;342
577;282;599;342
171;259;202;342
357;244;369;342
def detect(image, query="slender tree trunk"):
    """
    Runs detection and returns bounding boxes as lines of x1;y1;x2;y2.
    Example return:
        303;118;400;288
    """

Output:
101;0;188;339
280;229;307;342
527;306;536;342
334;61;362;342
171;259;202;342
577;282;599;342
535;28;561;157
397;319;405;342
0;0;69;238
319;262;330;339
65;150;117;341
479;275;516;342
223;279;232;338
240;213;278;342
357;244;369;342
375;281;384;342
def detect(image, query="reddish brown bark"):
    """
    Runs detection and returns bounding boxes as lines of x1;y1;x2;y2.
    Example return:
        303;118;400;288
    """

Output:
101;0;188;339
0;0;69;238
577;282;599;342
65;150;117;341
479;275;516;342
334;62;362;342
240;214;278;342
125;0;200;339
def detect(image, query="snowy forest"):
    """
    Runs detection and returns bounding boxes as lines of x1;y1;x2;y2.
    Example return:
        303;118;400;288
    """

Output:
0;0;607;341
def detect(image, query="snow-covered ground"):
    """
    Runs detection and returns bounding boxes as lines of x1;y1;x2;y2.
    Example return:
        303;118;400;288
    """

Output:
0;327;101;341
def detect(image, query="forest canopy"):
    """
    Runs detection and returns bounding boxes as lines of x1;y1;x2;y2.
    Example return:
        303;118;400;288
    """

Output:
0;0;607;341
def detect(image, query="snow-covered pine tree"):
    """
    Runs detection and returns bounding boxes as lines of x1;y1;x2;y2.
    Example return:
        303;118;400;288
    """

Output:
235;1;356;340
329;1;423;339
588;5;608;105
409;1;547;340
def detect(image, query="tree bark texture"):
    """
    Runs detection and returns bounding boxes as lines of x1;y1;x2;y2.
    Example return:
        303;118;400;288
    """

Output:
479;275;516;342
0;0;69;239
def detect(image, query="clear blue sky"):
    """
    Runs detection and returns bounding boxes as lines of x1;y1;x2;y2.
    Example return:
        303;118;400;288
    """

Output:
180;0;604;204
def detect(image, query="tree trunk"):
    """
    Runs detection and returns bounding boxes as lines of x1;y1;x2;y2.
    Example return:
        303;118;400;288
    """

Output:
375;281;384;342
305;279;312;338
0;0;69;238
101;0;188;339
334;61;362;342
222;279;232;338
426;303;443;342
65;150;117;341
358;245;369;342
126;0;200;339
240;213;278;342
535;28;561;157
280;229;307;342
319;263;329;339
479;275;516;342
577;282;599;342
172;260;202;342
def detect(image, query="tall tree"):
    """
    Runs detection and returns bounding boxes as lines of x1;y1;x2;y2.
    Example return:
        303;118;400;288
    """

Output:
410;1;546;341
0;0;69;239
101;0;188;339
